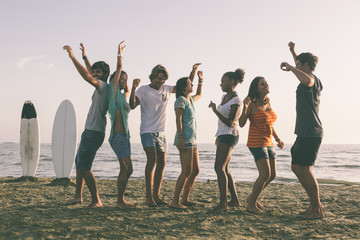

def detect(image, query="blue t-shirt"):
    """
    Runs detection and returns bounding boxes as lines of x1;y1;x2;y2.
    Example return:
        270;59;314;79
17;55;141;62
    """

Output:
174;96;197;145
295;74;323;137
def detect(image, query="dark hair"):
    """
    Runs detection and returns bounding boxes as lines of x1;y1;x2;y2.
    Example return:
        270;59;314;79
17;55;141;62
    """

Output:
247;76;265;101
109;71;128;82
296;52;318;71
223;68;245;84
92;61;110;81
149;64;169;82
175;77;188;98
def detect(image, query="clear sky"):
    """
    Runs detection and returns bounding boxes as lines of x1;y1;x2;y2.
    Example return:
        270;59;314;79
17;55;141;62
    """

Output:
1;0;359;144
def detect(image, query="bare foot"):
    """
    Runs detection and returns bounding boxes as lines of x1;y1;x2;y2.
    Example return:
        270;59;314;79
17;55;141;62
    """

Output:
87;201;103;208
146;199;158;207
299;203;324;215
300;210;324;219
154;197;169;205
69;197;83;205
227;199;241;207
246;205;265;214
116;201;134;209
181;200;197;206
169;203;187;209
246;197;264;210
211;204;228;213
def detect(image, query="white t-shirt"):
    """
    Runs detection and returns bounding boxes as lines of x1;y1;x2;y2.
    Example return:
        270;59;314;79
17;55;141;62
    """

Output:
135;84;174;135
215;94;242;137
85;80;108;133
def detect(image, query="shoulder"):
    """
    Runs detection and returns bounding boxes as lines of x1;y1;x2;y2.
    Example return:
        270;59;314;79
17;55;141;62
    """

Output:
312;74;323;92
98;80;108;92
230;95;241;105
163;84;174;92
175;96;187;108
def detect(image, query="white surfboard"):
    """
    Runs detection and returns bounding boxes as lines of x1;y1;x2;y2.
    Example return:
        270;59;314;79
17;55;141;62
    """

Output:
20;101;40;176
51;99;77;178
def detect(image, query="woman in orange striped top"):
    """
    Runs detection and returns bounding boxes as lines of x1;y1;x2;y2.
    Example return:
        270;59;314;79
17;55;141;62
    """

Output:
239;76;284;214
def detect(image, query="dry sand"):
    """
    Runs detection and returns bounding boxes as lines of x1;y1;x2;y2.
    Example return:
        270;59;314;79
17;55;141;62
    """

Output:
0;177;359;239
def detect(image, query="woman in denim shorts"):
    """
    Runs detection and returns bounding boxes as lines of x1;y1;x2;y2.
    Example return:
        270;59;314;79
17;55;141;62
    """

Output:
107;42;134;208
170;64;203;209
208;68;245;212
239;76;284;214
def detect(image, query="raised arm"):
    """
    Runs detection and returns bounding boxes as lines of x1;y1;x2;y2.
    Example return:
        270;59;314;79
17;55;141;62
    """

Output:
111;41;125;96
130;78;141;109
80;43;93;74
123;82;130;98
175;108;185;151
189;63;201;82
288;42;297;64
280;62;315;87
238;96;252;127
193;71;203;102
63;45;100;88
272;127;284;149
209;101;240;127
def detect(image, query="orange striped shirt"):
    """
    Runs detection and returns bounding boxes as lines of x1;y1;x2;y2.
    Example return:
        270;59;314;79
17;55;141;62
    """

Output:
247;109;277;148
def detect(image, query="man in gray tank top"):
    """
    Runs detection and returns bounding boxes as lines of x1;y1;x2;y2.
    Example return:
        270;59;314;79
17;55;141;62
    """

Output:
63;44;109;208
281;42;324;219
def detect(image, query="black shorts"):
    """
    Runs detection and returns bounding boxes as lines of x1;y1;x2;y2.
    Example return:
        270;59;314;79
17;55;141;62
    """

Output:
291;137;322;166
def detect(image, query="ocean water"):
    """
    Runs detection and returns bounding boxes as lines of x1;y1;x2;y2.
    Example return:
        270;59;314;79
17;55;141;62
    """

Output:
0;143;359;184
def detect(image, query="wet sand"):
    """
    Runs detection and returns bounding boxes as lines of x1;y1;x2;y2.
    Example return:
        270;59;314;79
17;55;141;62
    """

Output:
0;177;359;239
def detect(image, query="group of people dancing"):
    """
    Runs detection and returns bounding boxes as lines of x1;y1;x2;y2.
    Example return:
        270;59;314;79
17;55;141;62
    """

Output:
63;40;324;219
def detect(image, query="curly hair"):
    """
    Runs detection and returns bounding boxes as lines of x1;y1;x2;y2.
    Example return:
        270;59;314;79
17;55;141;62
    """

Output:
223;68;245;84
92;61;110;81
296;52;318;71
149;64;169;82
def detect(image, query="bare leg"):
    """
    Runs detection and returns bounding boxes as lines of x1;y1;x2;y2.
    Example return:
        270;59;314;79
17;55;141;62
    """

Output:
212;142;232;212
153;150;168;205
181;148;200;206
226;159;240;207
71;170;85;204
170;148;193;209
246;159;270;214
144;147;157;206
292;164;324;219
117;156;134;209
81;170;102;208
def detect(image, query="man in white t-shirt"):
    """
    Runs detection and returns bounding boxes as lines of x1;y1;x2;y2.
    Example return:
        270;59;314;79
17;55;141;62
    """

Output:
63;45;109;208
130;64;175;206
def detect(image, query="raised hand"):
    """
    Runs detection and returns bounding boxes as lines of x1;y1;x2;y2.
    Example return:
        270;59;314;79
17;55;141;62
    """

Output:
288;42;295;52
63;45;74;58
243;96;252;109
209;101;216;112
280;62;292;71
118;41;126;55
197;71;203;81
80;43;86;58
132;78;141;89
192;63;201;72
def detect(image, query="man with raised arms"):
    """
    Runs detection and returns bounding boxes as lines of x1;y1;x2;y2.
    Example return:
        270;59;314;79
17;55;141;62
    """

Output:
281;42;324;219
63;44;116;208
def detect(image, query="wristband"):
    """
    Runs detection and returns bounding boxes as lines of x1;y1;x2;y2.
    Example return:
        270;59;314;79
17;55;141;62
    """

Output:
117;54;123;58
275;138;280;142
82;56;87;60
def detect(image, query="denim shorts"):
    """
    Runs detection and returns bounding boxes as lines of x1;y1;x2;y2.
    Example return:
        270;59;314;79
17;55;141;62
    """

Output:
249;146;276;161
110;133;131;159
141;132;168;152
75;129;105;171
291;137;322;166
176;142;197;150
218;134;239;147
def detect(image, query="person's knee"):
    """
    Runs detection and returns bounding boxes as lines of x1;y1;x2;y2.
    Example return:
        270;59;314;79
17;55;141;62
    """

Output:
268;172;276;182
191;166;200;177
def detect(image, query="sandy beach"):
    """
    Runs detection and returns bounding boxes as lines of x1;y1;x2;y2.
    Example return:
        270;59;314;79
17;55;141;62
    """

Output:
0;177;359;239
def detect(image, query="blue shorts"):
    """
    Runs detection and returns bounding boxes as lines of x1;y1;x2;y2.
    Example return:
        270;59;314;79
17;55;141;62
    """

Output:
75;129;105;171
110;133;131;159
291;137;322;166
218;134;239;147
176;142;197;150
249;146;276;161
141;132;168;152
